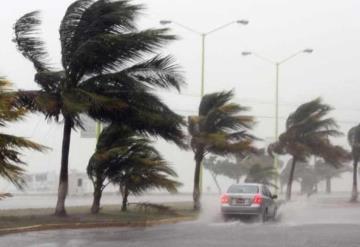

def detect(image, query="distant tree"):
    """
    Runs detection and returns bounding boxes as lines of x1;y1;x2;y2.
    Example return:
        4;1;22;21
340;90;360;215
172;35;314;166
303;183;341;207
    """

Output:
88;124;181;213
203;156;223;194
0;78;46;188
13;0;185;216
237;149;280;188
0;193;12;200
217;158;243;183
280;159;318;196
314;158;351;194
188;91;257;210
244;164;278;188
348;124;360;202
269;98;349;201
204;150;279;191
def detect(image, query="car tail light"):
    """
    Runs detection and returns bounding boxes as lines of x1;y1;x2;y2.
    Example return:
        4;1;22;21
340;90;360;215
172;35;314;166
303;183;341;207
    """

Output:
220;194;230;204
252;194;263;204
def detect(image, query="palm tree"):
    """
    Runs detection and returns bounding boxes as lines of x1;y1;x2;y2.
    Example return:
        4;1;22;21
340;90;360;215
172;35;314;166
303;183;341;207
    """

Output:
13;0;185;216
348;124;360;202
0;78;46;188
269;98;349;201
188;90;257;210
88;124;181;212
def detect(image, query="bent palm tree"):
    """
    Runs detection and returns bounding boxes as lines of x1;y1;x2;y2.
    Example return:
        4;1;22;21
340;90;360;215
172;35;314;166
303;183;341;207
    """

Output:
348;124;360;202
88;124;181;212
14;0;185;216
269;98;349;201
188;90;257;210
0;78;46;188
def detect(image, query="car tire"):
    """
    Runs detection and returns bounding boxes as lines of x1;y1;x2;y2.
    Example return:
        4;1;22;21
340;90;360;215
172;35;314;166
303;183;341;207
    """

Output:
258;209;267;223
222;214;230;222
272;207;278;220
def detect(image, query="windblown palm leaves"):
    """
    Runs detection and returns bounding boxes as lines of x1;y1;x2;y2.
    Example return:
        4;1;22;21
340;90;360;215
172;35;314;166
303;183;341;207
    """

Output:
269;98;349;200
188;90;257;209
348;124;360;202
0;78;46;188
13;0;185;216
88;124;181;212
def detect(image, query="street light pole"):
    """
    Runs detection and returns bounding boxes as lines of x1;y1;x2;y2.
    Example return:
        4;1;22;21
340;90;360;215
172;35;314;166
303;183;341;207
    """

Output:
201;34;206;96
242;49;313;191
160;19;248;96
275;63;279;142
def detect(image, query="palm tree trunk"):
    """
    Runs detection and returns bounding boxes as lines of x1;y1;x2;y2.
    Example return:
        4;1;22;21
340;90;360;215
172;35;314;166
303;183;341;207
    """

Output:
210;172;222;194
119;184;125;198
351;158;358;202
91;176;103;214
286;157;297;201
55;117;72;216
121;186;129;212
193;152;203;211
300;180;305;194
325;176;331;194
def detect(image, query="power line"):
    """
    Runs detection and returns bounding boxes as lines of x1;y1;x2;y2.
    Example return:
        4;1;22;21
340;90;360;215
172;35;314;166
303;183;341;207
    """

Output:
156;91;360;113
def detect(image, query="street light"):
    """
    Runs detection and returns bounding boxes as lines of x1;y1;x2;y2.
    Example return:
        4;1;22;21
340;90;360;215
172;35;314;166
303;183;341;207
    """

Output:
242;48;313;191
160;19;249;96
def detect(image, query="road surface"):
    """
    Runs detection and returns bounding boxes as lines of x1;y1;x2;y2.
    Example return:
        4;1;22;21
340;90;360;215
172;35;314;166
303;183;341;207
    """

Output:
1;195;360;247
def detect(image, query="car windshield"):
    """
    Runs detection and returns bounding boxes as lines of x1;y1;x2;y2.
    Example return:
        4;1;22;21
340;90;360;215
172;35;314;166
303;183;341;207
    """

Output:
227;185;259;194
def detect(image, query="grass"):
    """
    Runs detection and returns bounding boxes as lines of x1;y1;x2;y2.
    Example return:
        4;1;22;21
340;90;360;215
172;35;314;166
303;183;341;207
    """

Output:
0;202;197;231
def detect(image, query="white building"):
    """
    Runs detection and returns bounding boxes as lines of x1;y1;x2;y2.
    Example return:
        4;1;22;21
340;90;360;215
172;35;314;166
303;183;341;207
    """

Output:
23;170;94;195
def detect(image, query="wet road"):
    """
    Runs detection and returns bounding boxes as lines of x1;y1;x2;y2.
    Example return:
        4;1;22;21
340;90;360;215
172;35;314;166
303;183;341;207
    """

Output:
2;196;360;247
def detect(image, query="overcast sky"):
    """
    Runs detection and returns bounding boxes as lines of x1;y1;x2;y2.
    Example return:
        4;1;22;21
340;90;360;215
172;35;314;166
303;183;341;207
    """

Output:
1;0;360;192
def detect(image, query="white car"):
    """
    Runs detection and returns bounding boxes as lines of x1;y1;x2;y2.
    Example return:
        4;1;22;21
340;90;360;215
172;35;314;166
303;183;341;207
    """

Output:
220;183;278;221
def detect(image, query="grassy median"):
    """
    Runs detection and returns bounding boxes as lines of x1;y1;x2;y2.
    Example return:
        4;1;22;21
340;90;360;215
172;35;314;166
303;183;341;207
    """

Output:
0;202;197;233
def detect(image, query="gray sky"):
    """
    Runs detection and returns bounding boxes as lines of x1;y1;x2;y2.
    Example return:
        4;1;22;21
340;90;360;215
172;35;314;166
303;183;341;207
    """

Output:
1;0;360;191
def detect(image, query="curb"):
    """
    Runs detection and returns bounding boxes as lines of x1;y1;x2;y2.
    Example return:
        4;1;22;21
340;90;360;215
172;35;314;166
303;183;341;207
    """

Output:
0;216;195;236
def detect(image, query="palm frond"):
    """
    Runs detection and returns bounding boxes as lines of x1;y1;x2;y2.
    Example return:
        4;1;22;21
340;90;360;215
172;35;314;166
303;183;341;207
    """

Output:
68;29;176;81
124;55;185;91
60;0;142;68
199;90;233;116
60;0;95;67
34;71;65;93
16;90;62;120
13;11;51;72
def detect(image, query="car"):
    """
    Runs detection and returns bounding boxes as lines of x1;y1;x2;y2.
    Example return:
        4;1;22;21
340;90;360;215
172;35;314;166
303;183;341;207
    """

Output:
220;183;278;222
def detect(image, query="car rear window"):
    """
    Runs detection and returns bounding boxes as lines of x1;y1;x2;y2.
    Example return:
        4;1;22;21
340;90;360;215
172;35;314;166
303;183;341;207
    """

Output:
227;185;259;194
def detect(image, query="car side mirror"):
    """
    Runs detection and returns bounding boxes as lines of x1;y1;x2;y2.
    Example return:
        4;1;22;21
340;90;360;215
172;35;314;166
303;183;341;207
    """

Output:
271;194;278;199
